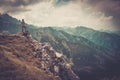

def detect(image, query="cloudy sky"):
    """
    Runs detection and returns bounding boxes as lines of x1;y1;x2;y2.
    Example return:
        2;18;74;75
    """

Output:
0;0;120;31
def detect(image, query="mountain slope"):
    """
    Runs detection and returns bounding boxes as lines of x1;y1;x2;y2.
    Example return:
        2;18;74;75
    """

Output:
61;26;120;51
0;14;21;33
31;27;120;80
0;33;80;80
0;34;59;80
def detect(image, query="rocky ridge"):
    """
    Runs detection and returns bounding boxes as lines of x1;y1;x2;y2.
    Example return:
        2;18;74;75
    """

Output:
0;33;80;80
28;34;80;80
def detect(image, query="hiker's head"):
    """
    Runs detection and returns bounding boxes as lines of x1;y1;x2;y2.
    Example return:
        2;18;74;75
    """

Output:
22;19;24;22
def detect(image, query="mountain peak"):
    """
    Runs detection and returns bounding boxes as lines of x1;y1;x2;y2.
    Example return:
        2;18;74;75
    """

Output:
76;26;94;31
0;13;11;18
0;13;19;22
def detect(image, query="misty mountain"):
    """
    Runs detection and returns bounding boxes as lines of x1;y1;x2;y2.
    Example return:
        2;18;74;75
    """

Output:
0;14;20;33
0;14;120;80
32;27;120;80
56;26;120;52
107;30;120;36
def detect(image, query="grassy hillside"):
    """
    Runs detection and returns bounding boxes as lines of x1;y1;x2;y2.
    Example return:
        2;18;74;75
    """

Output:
0;34;61;80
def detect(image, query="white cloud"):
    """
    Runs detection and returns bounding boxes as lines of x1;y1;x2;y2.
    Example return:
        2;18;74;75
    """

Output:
12;1;114;30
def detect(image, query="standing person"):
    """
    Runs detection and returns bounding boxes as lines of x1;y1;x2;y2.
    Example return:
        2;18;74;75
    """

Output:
21;19;27;33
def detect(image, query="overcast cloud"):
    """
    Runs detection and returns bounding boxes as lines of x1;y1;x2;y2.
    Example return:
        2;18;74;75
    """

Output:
0;0;120;31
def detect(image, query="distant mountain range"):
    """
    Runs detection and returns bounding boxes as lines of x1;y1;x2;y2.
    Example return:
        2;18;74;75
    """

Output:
53;26;120;51
32;27;120;80
0;14;120;80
